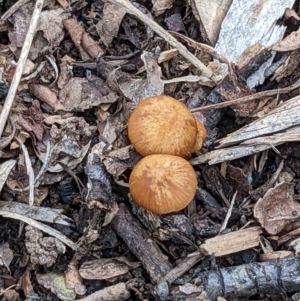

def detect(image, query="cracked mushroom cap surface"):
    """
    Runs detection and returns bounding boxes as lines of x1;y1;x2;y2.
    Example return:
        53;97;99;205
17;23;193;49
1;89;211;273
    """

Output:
128;95;198;157
129;154;198;214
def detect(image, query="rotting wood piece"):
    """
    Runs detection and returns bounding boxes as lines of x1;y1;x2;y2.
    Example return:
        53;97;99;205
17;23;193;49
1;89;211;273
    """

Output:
111;203;172;283
197;256;300;300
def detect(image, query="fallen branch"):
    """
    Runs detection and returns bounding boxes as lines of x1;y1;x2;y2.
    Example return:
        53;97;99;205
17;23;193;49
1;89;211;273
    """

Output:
0;211;77;250
198;256;300;300
0;0;44;137
111;203;172;283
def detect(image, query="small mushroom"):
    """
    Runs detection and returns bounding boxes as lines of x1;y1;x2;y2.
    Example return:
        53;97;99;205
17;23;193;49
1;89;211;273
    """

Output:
191;119;207;153
129;154;197;214
128;95;198;157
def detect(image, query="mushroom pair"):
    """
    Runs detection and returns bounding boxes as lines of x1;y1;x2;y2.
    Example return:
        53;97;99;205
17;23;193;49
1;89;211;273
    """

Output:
128;95;206;214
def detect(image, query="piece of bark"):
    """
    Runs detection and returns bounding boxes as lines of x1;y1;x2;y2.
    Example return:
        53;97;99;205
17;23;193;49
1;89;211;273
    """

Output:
201;226;262;257
111;204;172;283
165;253;203;284
198;256;300;300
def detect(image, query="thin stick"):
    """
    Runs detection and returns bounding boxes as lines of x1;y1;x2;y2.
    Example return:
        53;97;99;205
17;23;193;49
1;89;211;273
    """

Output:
0;0;44;137
108;0;215;80
219;191;237;233
190;77;300;112
0;211;77;250
0;0;32;21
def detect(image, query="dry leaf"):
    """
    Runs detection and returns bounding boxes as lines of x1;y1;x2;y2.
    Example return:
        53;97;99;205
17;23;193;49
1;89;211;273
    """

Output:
59;77;118;111
109;51;164;106
38;8;70;48
254;182;300;235
17;99;44;141
63;18;90;60
96;2;126;47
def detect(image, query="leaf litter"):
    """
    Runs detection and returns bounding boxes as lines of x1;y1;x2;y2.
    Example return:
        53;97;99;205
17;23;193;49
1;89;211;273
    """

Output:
1;0;300;300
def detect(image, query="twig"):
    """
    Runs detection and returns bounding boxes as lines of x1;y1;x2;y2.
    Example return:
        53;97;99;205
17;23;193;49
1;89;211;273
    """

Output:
111;204;172;283
0;0;44;137
219;191;237;233
107;0;215;81
0;211;77;250
14;137;35;206
190;77;300;112
0;0;32;21
199;256;300;300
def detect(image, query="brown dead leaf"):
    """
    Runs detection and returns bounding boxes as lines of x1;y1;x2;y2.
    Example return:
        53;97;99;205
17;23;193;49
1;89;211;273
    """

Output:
35;118;95;173
57;55;75;89
29;84;66;112
18;268;35;297
63;18;90;60
102;145;138;178
108;51;164;107
254;182;300;235
82;32;104;58
226;164;251;202
50;117;94;160
59;77;118;111
38;8;70;48
96;2;126;47
273;27;300;52
17;99;44;141
79;257;140;280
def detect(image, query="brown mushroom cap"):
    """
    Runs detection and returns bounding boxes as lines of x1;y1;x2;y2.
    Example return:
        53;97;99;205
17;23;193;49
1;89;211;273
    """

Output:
128;95;198;157
129;154;197;214
191;120;207;153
